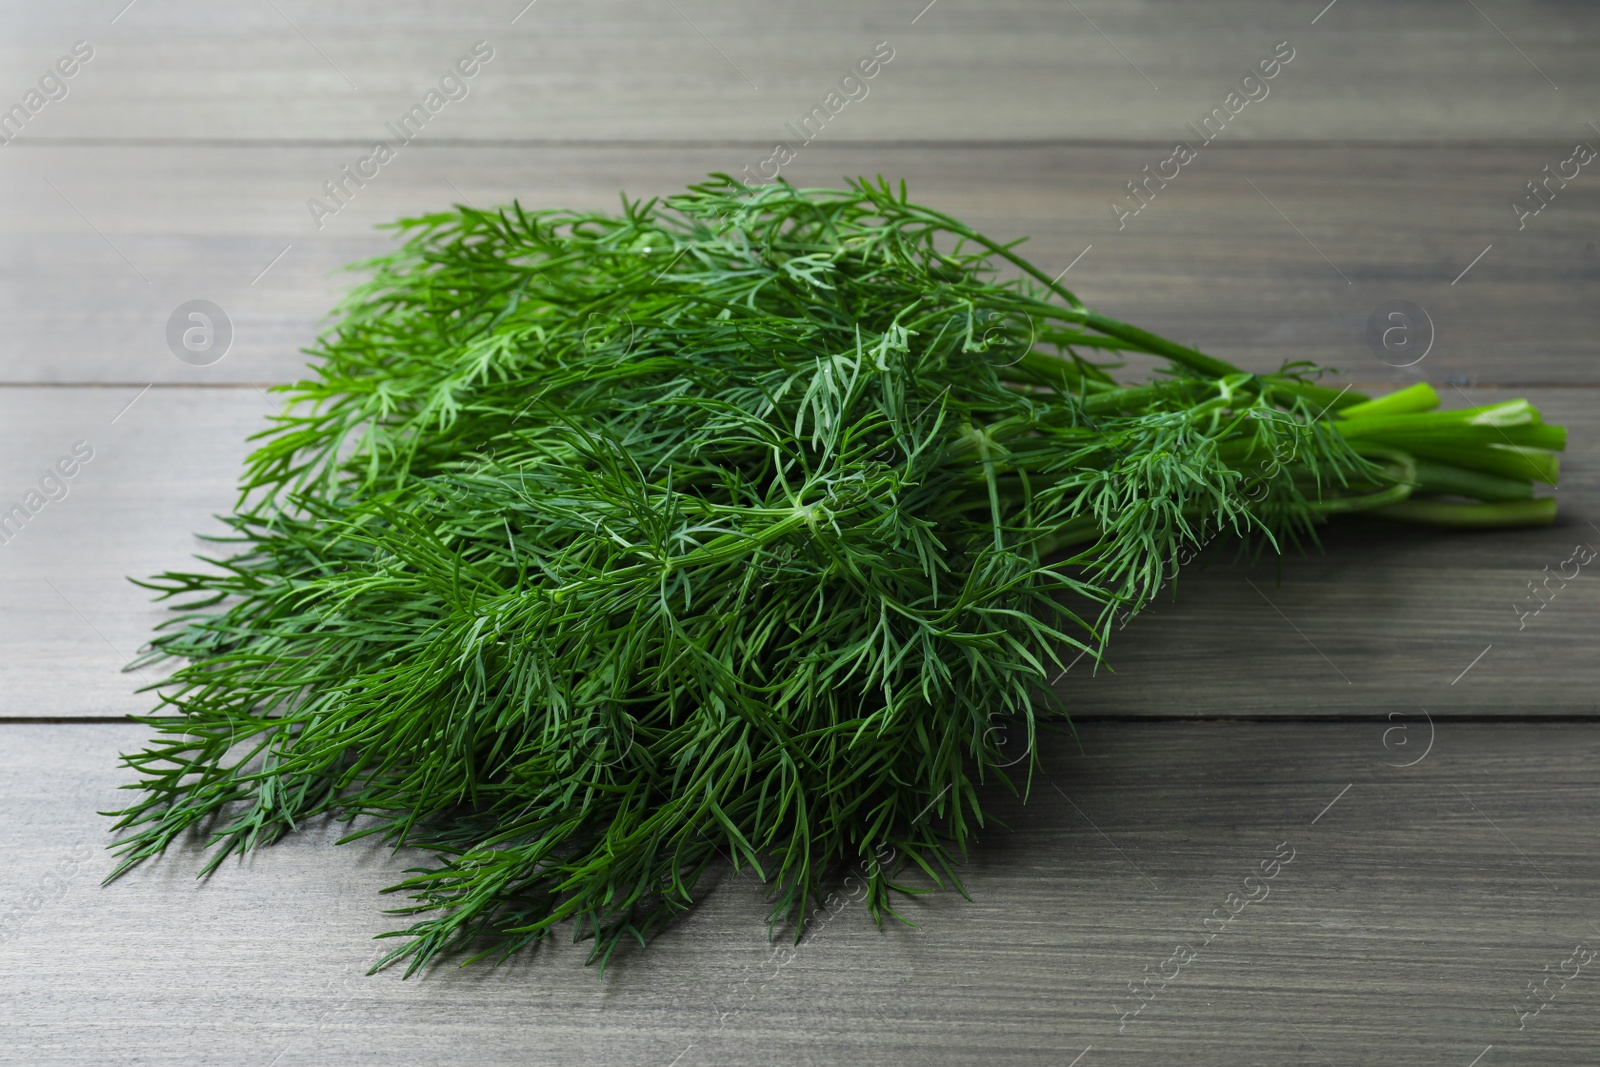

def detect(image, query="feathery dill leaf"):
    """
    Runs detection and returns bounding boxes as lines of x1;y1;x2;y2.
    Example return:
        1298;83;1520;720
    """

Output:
106;176;1564;974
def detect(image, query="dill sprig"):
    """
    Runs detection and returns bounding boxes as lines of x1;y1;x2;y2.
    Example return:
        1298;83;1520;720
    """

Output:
105;177;1565;974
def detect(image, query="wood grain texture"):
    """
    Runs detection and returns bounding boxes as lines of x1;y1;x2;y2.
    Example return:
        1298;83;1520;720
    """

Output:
2;2;1597;1061
0;383;1592;720
0;386;270;719
1;143;1596;386
0;0;1595;142
3;721;1597;1065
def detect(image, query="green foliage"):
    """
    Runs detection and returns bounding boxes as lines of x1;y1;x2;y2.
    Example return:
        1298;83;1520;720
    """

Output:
105;177;1564;974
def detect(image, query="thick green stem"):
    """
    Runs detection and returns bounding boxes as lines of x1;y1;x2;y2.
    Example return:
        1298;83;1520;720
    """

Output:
1371;498;1558;527
1370;440;1559;485
1409;459;1532;503
1337;382;1439;419
1080;311;1240;379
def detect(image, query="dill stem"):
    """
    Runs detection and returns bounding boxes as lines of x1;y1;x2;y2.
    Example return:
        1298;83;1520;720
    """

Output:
1372;498;1558;526
105;176;1567;974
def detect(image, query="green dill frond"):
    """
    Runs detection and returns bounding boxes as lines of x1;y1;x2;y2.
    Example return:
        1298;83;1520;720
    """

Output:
106;176;1564;974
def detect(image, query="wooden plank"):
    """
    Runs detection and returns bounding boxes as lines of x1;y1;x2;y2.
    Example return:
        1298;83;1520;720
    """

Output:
1;143;1596;386
1;0;1595;142
3;721;1597;1064
0;384;1593;720
0;386;268;719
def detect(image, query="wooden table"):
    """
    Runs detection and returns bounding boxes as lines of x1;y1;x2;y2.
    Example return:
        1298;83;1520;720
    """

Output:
2;3;1597;1063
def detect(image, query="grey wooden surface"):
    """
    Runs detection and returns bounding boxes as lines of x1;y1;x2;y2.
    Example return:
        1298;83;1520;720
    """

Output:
2;0;1596;142
5;722;1599;1065
2;2;1598;1064
2;144;1596;385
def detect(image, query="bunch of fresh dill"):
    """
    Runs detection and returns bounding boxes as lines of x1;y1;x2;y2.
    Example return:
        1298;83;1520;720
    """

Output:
107;177;1565;974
